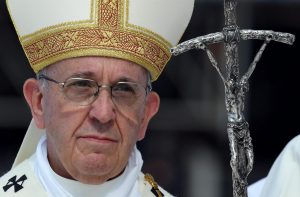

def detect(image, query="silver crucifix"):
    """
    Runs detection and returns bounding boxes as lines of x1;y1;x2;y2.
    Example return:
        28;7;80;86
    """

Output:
171;1;295;197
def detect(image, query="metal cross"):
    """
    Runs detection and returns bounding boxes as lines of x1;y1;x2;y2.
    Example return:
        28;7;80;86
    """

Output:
171;1;295;197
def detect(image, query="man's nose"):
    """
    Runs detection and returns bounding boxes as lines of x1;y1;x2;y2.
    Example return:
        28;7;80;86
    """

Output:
88;89;116;123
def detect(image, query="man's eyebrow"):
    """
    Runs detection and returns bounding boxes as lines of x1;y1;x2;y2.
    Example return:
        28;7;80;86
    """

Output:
117;77;131;82
115;76;142;84
67;73;141;84
69;71;95;78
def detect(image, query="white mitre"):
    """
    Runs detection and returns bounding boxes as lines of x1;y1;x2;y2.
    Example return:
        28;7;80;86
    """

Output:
6;0;195;167
7;0;194;81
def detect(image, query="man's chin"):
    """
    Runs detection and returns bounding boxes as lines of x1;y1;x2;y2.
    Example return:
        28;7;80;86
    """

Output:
72;155;119;181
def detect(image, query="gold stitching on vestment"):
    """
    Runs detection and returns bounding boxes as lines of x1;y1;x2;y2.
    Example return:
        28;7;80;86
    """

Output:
145;173;164;197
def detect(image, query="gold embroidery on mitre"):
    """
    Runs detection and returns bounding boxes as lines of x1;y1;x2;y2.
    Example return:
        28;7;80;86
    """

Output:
20;0;171;81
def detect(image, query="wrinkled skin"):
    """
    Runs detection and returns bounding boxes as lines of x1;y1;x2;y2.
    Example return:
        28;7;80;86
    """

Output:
23;56;160;184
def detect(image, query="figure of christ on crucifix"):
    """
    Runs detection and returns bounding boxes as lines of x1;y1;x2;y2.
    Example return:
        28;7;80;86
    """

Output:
171;0;295;196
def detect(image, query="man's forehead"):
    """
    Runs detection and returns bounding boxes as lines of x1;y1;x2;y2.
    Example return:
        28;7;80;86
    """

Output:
47;56;148;80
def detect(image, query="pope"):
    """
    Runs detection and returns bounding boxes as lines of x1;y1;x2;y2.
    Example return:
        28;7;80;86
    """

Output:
0;0;194;196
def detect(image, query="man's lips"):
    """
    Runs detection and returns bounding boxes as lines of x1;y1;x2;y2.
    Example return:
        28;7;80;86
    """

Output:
78;135;118;143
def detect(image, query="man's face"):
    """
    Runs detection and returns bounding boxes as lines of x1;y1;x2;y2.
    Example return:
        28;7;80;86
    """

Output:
32;57;158;184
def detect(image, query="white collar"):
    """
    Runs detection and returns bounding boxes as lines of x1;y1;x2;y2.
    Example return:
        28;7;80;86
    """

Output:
32;135;143;197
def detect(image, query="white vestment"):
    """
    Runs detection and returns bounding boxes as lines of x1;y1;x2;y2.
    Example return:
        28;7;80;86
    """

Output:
0;135;172;197
247;134;300;197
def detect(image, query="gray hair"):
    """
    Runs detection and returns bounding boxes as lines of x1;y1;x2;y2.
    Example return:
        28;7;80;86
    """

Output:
146;71;153;93
36;68;49;89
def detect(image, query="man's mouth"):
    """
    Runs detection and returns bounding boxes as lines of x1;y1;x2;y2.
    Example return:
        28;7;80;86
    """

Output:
79;135;118;144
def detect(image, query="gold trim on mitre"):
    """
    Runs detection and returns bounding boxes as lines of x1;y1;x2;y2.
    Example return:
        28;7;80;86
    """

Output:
11;0;172;81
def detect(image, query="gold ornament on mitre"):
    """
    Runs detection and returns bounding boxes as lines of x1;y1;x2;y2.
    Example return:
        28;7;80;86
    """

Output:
7;0;194;81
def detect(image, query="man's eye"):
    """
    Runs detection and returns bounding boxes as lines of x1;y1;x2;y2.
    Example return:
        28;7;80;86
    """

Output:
113;83;136;95
64;80;97;99
67;80;94;88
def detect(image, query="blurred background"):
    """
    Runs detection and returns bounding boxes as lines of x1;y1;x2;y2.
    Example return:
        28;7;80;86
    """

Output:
0;0;299;196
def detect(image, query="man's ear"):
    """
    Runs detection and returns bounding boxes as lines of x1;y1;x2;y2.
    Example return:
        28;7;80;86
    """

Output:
23;78;45;129
138;91;160;141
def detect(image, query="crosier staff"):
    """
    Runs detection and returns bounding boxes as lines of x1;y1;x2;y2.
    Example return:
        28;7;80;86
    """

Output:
171;0;295;196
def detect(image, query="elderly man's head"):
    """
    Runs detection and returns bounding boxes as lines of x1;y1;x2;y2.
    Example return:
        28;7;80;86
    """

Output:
23;56;160;184
7;0;194;184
